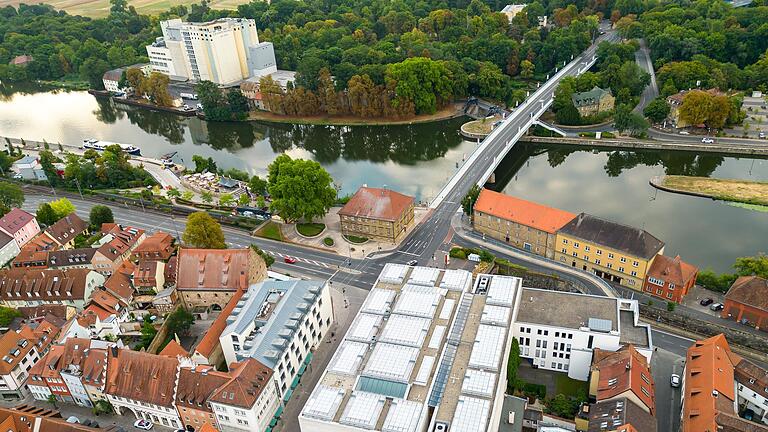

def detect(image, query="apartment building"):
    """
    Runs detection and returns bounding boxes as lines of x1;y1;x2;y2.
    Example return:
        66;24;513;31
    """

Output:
176;248;266;311
300;265;521;432
584;398;657;432
11;233;58;268
0;208;40;248
47;248;98;270
43;213;89;249
0;268;105;309
92;225;146;275
555;213;665;289
514;288;652;381
132;231;175;261
338;187;415;243
0;320;57;400
0;230;20;267
175;364;231;431
642;254;698;304
105;347;183;429
219;279;333;399
0;405;112;432
133;259;165;294
146;18;277;85
207;358;280;432
588;346;655;415
472;189;576;259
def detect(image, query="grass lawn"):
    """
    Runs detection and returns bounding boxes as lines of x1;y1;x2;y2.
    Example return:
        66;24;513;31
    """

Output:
662;175;768;206
296;222;325;237
344;234;368;244
255;221;283;242
555;374;588;398
323;237;334;246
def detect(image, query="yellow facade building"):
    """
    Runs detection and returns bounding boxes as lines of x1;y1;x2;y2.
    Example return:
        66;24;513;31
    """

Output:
338;187;415;243
555;213;665;289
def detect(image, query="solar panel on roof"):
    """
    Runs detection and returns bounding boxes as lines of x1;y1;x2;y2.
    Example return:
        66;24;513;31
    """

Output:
588;317;613;333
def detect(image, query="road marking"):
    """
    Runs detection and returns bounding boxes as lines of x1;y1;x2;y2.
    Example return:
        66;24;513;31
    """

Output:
397;250;421;257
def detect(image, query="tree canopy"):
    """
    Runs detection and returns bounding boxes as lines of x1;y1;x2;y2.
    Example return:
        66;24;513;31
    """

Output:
183;211;227;249
267;154;336;223
0;181;24;216
89;205;114;228
36;202;58;226
49;198;76;220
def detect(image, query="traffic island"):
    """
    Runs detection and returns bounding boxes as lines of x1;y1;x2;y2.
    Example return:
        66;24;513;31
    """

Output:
651;175;768;207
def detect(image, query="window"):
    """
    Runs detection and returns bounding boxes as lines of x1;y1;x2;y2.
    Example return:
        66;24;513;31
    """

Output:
607;263;613;269
631;271;637;277
561;248;567;254
562;239;569;244
608;253;614;259
618;267;625;273
572;252;578;257
633;260;639;267
620;257;627;263
596;249;602;255
595;259;601;265
667;292;673;299
584;246;590;252
573;242;579;248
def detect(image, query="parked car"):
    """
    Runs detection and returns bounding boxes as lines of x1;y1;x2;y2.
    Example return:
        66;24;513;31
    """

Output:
701;137;715;144
678;130;690;135
759;132;766;139
670;374;681;387
65;416;80;424
134;419;153;430
406;260;418;266
700;298;714;306
284;256;297;264
710;303;724;312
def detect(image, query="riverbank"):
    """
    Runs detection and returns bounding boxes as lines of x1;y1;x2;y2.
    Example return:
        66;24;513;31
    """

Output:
247;103;465;126
651;175;768;206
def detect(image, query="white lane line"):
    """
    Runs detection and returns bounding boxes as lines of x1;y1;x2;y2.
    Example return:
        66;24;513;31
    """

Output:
397;250;421;257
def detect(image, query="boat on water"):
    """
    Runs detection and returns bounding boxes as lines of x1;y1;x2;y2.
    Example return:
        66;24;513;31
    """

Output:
82;139;141;155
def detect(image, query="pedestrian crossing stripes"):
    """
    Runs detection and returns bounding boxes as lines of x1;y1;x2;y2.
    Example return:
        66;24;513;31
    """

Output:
266;250;331;268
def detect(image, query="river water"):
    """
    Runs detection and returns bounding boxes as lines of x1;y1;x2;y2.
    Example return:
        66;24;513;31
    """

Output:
1;85;765;272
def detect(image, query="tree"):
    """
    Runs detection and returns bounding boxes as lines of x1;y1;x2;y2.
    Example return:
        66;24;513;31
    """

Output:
643;97;671;123
266;154;337;223
92;399;114;416
145;72;172;107
181;191;194;201
49;198;76;220
219;193;235;207
0;181;24;216
138;320;157;350
165;307;194;335
89;205;114;228
0;150;12;174
237;194;250;206
192;155;210;173
201;191;213;204
0;306;22;326
183;211;226;249
125;67;145;95
36;203;58;226
733;254;768;278
46;394;58;409
386;57;454;115
250;244;275;267
614;104;648;136
507;338;521;392
167;188;181;199
461;184;481;216
520;59;535;79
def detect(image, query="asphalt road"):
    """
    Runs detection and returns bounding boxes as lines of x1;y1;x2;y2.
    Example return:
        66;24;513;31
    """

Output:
634;39;658;114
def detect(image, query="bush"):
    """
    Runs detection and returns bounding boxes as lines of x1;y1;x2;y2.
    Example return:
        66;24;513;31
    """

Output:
667;302;676;312
601;131;616;138
344;235;368;244
296;223;325;237
449;247;467;259
522;383;547;400
323;237;334;246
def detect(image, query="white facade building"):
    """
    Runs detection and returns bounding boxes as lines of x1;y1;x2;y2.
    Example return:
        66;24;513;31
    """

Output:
146;18;277;85
735;360;768;425
220;279;334;400
0;232;20;268
299;265;523;432
514;288;652;381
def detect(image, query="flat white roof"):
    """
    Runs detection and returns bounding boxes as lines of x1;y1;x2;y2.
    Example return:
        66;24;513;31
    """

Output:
382;399;423;432
461;369;497;398
451;396;490;432
469;324;507;371
361;288;396;315
413;355;436;386
486;276;519;307
339;391;386;429
328;341;368;376
439;298;455;320
380;263;409;284
379;314;432;348
439;269;472;291
363;343;419;383
481;304;511;325
393;285;442;318
347;313;383;343
428;326;446;349
407;266;440;286
301;385;345;421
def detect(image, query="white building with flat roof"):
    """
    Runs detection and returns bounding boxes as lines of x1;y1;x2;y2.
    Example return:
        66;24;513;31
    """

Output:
513;288;652;381
146;18;277;85
299;265;523;432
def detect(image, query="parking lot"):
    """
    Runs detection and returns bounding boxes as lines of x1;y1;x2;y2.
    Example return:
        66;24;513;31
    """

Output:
725;96;768;138
680;285;725;318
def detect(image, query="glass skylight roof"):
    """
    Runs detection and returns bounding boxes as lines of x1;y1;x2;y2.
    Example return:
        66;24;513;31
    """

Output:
439;269;472;291
347;313;383;343
379;314;432;347
481;304;511;325
413;355;436;386
461;369;496;398
382;399;423;432
328;341;368;376
339;391;386;429
469;324;507;371
380;263;410;284
451;396;490;432
301;385;345;421
393;285;441;318
363;343;419;383
486;276;519;307
361;288;396;315
407;266;440;286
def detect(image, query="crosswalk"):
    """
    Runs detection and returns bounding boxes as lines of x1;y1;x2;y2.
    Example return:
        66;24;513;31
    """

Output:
266;250;331;268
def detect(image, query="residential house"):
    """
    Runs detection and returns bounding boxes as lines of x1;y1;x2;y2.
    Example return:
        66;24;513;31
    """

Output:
572;87;615;117
102;272;135;306
555;213;665;289
219;279;333;398
588;346;655;415
642;254;698;304
30;345;72;403
17;304;73;323
105;347;183;429
57;338;97;407
473;189;576;259
0;404;119;432
735;359;768;425
0;230;20;268
43;213;89;249
514;288;652;381
667;88;726;128
175;248;266;311
0;268;105;310
0;209;40;248
722;276;768;331
240;70;296;111
583;398;657;432
158;340;188;359
81;348;109;404
133;260;165;294
175;364;231;431
47;248;97;270
165;256;177;287
153;287;178;314
11;156;47;181
208;358;280;432
338;187;415;243
101;64;150;93
500;4;547;27
92;225;146;275
132;232;175;261
9;55;33;66
0;320;57;400
680;334;768;432
12;234;58;268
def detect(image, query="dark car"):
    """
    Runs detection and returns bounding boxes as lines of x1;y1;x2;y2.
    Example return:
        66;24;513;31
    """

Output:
700;298;714;306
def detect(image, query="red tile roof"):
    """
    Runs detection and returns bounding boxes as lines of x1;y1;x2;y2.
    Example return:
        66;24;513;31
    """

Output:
44;213;88;246
646;255;698;287
175;365;231;411
592;345;655;415
159;339;189;358
338;187;414;221
105;347;179;408
0;325;40;374
208;358;273;409
0;268;95;303
176;248;255;292
103;272;133;301
194;290;244;358
132;232;174;260
473;189;577;234
0;209;36;235
725;276;768;313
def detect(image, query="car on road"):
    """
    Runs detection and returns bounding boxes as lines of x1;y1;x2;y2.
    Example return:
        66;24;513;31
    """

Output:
406;260;418;266
710;303;724;312
678;130;690;135
701;137;715;144
700;298;714;306
134;419;153;430
760;132;766;139
670;374;681;387
284;256;297;264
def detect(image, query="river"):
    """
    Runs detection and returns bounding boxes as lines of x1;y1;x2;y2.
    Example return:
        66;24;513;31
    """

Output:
1;85;765;272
